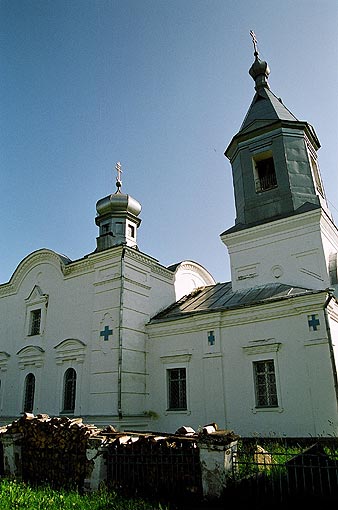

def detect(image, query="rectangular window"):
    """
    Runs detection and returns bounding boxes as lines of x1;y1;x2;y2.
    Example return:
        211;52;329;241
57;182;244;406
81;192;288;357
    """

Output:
127;224;135;238
329;253;338;285
102;223;110;234
168;368;187;410
253;152;277;192
253;360;278;408
29;309;41;336
310;154;324;197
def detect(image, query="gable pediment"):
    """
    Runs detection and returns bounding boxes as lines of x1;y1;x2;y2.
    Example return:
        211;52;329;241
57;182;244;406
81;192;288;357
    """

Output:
17;345;45;369
54;338;86;365
25;285;48;306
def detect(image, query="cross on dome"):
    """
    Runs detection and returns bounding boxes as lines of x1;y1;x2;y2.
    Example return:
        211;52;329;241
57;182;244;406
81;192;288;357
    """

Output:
115;161;123;191
248;30;270;90
250;30;259;57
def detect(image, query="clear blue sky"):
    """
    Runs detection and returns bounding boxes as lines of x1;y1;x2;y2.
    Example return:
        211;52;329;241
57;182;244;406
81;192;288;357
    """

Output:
1;0;338;284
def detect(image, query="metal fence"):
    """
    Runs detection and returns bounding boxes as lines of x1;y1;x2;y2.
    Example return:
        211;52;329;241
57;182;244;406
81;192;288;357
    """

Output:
226;437;338;505
0;442;3;477
20;443;90;490
105;435;203;501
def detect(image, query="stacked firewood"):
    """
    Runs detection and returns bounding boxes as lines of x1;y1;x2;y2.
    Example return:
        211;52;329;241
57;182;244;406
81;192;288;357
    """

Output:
0;415;240;493
2;413;101;488
4;413;100;447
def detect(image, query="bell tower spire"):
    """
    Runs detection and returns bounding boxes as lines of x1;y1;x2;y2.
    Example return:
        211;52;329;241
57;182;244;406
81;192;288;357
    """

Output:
224;33;331;230
221;35;338;291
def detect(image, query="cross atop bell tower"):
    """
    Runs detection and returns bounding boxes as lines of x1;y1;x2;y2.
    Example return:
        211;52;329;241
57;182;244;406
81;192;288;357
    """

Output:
249;30;258;56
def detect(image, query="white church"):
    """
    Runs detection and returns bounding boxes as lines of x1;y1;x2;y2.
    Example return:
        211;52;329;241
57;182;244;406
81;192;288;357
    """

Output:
1;46;338;438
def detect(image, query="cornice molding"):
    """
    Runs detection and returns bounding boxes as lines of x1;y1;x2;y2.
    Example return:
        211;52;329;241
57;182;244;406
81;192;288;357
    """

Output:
160;353;192;364
0;249;69;297
63;259;94;277
243;342;281;355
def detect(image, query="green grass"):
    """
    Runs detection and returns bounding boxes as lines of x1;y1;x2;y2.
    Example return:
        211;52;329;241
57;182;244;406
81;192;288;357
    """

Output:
0;479;169;510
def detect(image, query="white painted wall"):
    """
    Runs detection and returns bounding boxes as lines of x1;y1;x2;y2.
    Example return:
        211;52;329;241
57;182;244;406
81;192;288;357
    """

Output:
1;245;219;427
147;292;338;437
222;209;337;291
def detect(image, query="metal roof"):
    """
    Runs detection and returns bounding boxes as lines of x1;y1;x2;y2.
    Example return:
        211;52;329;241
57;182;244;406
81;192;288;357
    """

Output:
239;87;298;134
150;282;321;322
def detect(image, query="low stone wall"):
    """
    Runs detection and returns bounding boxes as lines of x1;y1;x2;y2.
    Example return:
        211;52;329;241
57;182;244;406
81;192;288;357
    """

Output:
0;414;239;502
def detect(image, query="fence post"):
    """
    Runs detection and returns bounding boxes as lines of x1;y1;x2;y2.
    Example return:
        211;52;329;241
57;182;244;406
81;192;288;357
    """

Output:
198;436;238;501
1;433;23;479
84;438;107;491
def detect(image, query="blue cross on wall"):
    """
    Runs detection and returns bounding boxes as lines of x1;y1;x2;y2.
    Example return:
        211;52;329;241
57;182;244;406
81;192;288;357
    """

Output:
100;325;113;341
208;331;215;346
308;314;320;331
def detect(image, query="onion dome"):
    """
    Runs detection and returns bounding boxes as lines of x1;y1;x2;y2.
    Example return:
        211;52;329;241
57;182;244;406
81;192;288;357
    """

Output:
96;192;141;218
249;56;270;90
95;162;142;252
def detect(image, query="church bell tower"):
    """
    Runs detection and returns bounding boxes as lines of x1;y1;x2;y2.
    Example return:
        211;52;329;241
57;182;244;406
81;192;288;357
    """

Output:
221;34;338;292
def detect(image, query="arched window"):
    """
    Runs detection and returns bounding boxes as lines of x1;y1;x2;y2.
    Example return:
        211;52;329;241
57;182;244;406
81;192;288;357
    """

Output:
63;368;76;413
24;373;35;413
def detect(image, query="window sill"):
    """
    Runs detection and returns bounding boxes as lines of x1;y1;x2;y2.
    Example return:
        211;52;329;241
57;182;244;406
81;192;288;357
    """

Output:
165;409;191;415
252;406;284;414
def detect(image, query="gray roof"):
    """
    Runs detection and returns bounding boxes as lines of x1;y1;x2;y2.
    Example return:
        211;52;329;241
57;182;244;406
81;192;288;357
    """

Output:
150;282;320;322
239;87;298;134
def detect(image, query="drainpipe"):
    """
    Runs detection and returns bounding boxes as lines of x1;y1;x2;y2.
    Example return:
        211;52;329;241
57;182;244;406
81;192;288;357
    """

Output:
117;246;126;420
323;288;338;409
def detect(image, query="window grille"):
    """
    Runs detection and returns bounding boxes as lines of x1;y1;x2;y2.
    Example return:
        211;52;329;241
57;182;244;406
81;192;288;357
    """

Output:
63;368;77;413
24;373;35;413
254;156;277;192
253;360;278;407
30;309;41;336
168;368;187;410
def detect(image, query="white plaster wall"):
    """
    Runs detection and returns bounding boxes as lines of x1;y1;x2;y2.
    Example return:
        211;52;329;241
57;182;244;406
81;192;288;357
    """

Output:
328;300;338;394
0;245;177;425
222;209;334;291
1;252;97;419
147;294;338;437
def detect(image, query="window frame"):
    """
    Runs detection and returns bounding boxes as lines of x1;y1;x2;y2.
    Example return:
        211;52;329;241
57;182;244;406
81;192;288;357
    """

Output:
127;224;135;239
101;222;110;234
25;286;48;338
29;309;42;336
23;373;35;413
308;150;324;198
62;367;77;414
252;151;278;193
167;367;187;411
253;359;279;408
